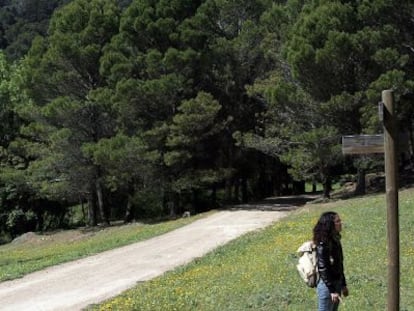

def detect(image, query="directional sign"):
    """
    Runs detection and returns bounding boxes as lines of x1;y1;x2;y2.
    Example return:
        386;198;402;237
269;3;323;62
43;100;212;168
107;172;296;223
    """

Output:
342;134;384;154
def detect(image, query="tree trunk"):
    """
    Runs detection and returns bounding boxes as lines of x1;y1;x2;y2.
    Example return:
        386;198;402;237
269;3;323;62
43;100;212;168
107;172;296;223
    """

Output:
96;179;109;225
168;200;175;218
322;177;331;198
168;192;180;217
241;177;248;203
224;134;234;203
80;194;87;223
225;178;233;203
211;184;217;207
354;168;366;195
191;189;198;214
408;123;414;166
234;178;240;203
124;194;133;223
87;190;97;226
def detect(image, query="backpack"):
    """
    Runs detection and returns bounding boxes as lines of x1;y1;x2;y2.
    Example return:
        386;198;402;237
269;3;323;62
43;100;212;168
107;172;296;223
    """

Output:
296;241;319;288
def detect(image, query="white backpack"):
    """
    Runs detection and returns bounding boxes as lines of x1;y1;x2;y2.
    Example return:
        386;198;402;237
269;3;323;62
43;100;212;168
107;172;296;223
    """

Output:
296;241;319;288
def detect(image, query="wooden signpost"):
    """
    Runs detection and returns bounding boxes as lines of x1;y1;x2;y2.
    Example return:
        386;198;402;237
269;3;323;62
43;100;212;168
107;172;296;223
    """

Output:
382;90;399;311
342;90;399;311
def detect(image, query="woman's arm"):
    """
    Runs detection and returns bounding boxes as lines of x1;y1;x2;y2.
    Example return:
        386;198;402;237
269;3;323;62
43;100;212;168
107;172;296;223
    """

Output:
316;242;336;293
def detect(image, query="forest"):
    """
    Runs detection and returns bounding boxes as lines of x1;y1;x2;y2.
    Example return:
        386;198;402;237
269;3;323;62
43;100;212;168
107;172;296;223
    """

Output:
1;0;414;242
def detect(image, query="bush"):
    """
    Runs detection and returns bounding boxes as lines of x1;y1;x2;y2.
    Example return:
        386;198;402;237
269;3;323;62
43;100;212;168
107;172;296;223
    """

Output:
131;189;164;219
6;209;37;237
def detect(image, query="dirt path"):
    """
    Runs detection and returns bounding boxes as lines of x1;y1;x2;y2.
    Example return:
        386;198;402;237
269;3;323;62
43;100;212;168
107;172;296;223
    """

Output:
0;195;315;311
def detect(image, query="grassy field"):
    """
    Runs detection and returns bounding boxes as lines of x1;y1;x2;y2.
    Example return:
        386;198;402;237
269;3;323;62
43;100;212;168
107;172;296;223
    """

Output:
0;211;215;282
88;188;414;311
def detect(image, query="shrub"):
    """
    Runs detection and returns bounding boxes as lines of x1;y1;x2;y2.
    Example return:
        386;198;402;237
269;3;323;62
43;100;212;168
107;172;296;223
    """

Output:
6;209;37;237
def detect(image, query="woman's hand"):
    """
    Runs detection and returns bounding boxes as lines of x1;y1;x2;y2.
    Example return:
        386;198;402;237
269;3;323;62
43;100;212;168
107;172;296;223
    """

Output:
330;293;340;303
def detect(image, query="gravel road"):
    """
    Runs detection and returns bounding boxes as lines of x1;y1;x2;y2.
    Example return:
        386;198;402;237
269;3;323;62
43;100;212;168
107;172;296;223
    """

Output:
0;206;298;311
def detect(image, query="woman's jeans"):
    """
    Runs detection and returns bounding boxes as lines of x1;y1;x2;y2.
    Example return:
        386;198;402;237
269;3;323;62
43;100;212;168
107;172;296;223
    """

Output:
317;280;342;311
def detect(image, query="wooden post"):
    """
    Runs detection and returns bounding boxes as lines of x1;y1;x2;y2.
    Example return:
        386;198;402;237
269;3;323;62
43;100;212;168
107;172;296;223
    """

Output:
382;89;399;311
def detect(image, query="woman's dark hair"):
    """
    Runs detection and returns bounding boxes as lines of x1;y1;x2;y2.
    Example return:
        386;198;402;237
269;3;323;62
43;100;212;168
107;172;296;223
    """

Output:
313;211;338;243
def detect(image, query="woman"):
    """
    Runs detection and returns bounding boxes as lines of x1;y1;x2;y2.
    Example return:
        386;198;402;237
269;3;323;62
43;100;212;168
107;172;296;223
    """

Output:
313;211;349;311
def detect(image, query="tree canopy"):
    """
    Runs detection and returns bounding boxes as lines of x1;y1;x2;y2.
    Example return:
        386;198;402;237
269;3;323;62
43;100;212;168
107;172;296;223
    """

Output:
1;0;414;239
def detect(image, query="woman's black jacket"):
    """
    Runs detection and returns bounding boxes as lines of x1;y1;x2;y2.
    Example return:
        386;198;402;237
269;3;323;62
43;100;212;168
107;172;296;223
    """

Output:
316;236;347;293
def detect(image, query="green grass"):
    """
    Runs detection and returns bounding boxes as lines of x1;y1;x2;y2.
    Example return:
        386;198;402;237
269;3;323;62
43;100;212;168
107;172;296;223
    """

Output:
90;188;414;311
0;211;215;282
304;181;341;193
